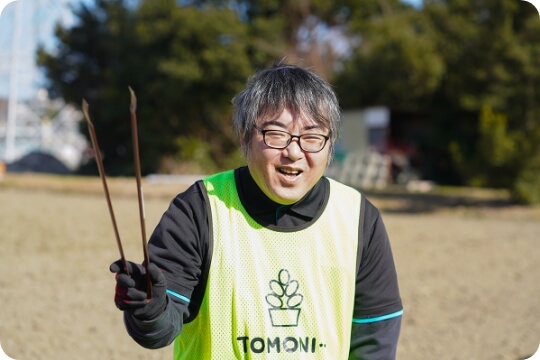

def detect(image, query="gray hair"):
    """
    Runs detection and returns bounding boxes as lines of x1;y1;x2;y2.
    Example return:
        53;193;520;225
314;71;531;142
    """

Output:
232;62;341;161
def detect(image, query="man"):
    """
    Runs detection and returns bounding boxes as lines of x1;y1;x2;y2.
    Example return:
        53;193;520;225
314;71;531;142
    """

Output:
111;62;403;359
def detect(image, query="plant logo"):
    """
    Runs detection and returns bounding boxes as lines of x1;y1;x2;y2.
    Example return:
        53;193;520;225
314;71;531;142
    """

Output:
265;269;304;327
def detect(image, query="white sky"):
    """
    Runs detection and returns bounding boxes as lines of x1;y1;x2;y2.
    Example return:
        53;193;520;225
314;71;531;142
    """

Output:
0;0;84;99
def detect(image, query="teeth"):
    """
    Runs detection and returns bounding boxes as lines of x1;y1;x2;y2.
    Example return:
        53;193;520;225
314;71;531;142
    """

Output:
279;168;300;175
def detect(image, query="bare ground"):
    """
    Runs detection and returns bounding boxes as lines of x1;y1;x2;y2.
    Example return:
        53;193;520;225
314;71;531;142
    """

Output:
0;174;539;359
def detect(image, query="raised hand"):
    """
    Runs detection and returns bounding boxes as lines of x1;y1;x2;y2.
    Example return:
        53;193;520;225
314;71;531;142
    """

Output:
110;260;167;320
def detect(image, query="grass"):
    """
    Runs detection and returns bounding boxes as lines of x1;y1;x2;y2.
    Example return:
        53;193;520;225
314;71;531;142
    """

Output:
0;173;190;199
1;171;524;216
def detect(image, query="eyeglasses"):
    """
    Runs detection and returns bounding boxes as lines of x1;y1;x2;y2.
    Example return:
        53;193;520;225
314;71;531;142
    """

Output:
255;126;330;153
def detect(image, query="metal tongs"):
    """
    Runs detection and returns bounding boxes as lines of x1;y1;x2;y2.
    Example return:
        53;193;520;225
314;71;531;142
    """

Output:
82;87;152;298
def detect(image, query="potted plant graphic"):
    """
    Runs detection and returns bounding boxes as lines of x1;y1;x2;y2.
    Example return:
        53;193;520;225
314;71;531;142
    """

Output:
265;269;303;327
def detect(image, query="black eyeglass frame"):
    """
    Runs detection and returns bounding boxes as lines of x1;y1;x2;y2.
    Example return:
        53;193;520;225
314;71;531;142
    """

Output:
254;126;330;153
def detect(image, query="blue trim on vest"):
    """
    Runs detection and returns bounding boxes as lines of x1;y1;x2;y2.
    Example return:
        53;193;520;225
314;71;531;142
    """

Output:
166;289;190;304
352;310;403;324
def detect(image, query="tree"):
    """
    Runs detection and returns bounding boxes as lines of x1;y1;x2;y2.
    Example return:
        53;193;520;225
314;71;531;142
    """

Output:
185;0;361;78
36;0;364;176
132;0;254;173
37;0;540;202
333;0;540;202
38;0;256;175
425;0;540;202
335;5;444;110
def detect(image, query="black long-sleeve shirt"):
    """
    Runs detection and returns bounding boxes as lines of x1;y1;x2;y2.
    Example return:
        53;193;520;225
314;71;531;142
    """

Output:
124;166;403;359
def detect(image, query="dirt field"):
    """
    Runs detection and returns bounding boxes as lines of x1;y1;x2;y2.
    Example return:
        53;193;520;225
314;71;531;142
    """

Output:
0;174;539;359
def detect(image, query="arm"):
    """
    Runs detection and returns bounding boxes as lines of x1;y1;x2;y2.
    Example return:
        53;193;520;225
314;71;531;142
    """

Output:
349;317;402;359
122;181;210;348
123;296;188;349
349;199;403;359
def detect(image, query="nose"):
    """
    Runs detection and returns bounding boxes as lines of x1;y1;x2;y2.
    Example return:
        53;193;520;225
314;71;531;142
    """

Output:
283;138;303;160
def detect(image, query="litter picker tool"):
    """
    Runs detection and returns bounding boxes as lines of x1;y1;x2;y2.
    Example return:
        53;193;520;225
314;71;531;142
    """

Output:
128;86;152;298
82;88;152;299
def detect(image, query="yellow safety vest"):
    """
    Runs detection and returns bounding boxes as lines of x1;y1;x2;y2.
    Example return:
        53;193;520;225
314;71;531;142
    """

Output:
174;170;361;359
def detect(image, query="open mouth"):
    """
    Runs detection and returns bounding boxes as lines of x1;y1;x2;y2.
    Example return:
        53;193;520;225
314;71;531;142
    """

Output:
277;167;302;178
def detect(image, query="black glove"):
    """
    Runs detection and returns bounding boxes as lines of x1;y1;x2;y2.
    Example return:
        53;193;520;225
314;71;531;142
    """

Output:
110;260;167;320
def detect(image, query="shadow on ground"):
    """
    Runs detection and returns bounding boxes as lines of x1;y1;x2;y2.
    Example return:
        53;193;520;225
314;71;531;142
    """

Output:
364;189;516;214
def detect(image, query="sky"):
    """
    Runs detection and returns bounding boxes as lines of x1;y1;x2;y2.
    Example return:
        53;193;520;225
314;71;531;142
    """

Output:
0;0;94;100
0;0;424;101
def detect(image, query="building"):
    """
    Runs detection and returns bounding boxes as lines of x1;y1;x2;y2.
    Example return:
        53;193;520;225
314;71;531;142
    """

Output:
0;0;88;170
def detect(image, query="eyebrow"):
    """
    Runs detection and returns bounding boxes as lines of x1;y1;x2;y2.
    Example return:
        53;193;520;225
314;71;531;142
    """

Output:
260;120;324;132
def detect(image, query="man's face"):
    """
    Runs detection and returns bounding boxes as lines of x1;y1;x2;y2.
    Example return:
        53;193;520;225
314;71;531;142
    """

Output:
245;108;330;205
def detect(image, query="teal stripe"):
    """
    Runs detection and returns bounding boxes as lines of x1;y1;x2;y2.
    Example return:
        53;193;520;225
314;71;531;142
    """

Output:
352;310;403;324
166;289;190;304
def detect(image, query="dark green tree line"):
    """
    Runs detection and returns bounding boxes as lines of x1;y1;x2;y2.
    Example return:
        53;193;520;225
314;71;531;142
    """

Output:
333;0;540;203
38;0;540;202
38;0;259;175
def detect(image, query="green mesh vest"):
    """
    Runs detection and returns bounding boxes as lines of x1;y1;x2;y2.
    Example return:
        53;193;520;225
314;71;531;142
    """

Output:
174;170;361;359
